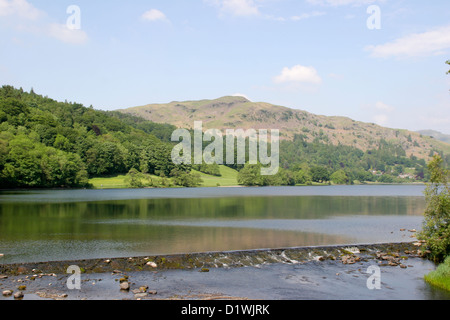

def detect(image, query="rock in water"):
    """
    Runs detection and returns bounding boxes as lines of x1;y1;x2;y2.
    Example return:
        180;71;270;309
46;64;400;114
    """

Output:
139;286;148;293
2;290;13;296
120;282;130;291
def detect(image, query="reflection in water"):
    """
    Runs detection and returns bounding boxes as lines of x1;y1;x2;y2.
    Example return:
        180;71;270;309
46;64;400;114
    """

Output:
0;186;426;264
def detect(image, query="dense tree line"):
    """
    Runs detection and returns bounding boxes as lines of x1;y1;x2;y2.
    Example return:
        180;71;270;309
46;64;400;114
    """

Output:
237;133;443;187
1;85;448;189
0;86;188;188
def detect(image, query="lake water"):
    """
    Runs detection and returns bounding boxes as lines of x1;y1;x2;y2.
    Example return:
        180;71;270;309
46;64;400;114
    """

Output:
0;185;427;264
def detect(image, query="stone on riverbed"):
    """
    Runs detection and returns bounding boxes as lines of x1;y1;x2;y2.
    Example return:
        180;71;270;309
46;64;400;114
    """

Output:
2;290;13;296
341;255;361;265
134;293;148;299
139;286;148;292
119;282;130;291
132;287;149;294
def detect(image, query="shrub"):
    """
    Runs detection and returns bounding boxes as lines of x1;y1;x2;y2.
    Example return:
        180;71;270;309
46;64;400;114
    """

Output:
418;155;450;262
170;168;203;188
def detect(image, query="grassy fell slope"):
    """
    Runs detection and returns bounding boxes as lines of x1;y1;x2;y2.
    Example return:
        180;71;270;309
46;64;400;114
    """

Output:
120;96;450;161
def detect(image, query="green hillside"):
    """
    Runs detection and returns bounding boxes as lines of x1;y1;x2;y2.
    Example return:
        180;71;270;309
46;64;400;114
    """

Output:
0;85;190;189
1;85;449;189
120;96;450;161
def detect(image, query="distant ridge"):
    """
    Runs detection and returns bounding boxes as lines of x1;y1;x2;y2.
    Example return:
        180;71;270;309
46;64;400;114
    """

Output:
417;130;450;144
119;96;450;160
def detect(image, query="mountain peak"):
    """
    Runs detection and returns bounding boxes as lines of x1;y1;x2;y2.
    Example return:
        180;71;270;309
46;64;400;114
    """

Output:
213;95;250;104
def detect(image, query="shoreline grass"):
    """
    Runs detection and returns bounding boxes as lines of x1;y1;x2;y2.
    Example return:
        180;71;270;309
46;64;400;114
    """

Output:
424;256;450;292
89;166;240;189
88;166;426;190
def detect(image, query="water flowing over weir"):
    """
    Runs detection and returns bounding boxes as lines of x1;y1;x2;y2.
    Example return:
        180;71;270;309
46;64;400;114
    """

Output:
2;242;450;301
0;242;424;275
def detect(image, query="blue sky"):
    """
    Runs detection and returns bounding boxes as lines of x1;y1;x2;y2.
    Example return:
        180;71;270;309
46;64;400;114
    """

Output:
1;0;449;133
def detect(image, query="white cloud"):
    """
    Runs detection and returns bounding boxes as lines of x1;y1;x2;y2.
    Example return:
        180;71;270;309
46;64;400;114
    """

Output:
205;0;260;17
232;93;251;101
373;114;389;126
142;9;169;22
0;0;43;20
306;0;380;6
290;11;326;21
364;101;395;126
373;114;391;126
206;0;325;22
374;101;394;112
224;0;259;16
274;65;322;84
1;0;88;45
366;25;450;58
48;23;88;45
263;12;326;22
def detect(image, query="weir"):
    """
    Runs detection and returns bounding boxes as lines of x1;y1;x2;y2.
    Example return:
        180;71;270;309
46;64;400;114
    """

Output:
0;242;424;276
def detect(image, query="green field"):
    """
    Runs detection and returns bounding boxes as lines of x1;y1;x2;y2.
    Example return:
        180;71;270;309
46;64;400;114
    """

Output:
89;175;129;189
192;165;239;187
89;165;239;189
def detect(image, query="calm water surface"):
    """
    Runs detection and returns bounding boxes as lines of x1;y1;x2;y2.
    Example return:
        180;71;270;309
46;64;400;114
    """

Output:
0;185;426;264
